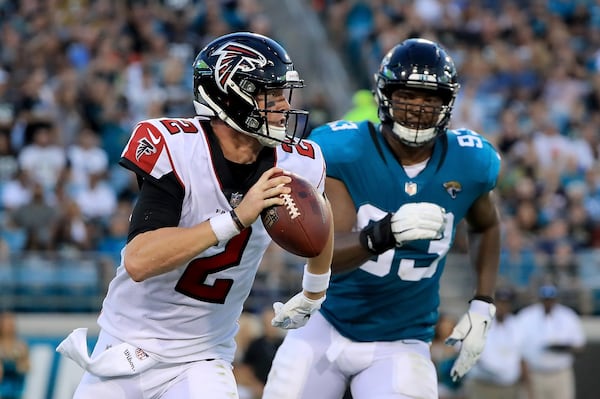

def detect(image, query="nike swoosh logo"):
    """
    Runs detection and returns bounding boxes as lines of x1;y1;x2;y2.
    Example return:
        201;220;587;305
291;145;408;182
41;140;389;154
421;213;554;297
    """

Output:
147;129;161;145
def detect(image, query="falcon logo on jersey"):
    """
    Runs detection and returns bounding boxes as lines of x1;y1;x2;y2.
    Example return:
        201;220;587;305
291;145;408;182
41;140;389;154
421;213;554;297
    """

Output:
213;42;267;93
135;137;158;161
444;181;462;199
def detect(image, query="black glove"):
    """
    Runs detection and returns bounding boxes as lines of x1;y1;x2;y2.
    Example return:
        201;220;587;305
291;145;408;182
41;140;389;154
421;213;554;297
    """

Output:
359;213;395;254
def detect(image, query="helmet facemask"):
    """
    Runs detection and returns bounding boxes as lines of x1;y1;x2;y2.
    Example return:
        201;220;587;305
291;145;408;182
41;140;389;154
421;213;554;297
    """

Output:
379;86;454;147
245;79;309;147
373;38;460;147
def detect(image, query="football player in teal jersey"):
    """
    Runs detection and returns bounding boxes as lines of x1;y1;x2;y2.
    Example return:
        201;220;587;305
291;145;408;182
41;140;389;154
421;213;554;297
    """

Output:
263;38;501;399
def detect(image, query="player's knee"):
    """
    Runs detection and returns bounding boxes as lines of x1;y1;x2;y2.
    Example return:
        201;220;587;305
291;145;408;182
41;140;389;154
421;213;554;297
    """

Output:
263;339;315;399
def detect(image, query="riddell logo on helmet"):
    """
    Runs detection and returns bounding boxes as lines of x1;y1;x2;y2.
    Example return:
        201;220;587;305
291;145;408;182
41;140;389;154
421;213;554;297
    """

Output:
213;42;267;93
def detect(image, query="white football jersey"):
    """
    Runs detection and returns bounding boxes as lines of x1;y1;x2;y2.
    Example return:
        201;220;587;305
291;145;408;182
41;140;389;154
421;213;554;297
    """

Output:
98;117;326;363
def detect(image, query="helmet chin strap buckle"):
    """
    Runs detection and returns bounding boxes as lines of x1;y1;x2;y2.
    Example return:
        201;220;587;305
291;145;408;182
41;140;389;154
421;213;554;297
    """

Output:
245;117;260;129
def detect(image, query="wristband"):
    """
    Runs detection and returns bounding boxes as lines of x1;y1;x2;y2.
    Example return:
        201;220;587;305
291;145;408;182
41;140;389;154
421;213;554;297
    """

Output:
359;213;395;255
302;264;331;293
230;210;245;231
470;295;495;304
209;213;240;242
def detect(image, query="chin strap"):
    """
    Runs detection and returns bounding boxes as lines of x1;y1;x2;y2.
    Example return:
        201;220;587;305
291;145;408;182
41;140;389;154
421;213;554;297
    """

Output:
193;100;216;116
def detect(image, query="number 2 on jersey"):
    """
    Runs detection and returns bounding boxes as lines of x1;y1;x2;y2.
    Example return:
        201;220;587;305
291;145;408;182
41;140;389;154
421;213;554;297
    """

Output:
175;228;251;303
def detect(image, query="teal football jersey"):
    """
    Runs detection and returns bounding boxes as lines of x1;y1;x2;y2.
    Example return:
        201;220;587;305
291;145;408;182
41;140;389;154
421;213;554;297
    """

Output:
310;120;501;342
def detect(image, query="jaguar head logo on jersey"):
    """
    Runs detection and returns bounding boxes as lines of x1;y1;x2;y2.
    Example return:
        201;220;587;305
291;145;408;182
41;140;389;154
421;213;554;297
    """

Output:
444;181;462;199
135;137;158;161
213;42;267;93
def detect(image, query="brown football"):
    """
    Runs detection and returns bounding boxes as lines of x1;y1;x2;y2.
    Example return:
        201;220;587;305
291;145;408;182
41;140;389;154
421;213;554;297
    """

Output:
261;172;331;257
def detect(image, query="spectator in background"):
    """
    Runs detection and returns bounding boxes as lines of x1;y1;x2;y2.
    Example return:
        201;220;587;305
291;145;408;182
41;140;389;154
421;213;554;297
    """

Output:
342;89;378;123
49;68;86;147
95;211;130;269
564;181;595;249
0;312;30;399
124;62;167;124
17;121;66;193
0;132;18;192
10;182;59;251
0;169;32;213
464;287;531;399
66;127;109;195
498;219;540;297
0;69;14;129
74;171;117;225
53;198;93;252
517;284;586;399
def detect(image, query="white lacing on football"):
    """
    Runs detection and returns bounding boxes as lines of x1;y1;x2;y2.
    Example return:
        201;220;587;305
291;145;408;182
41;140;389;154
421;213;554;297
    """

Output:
281;193;301;219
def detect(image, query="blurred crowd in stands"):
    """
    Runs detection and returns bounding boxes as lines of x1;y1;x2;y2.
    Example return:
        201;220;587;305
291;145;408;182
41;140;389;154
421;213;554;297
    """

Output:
0;0;599;316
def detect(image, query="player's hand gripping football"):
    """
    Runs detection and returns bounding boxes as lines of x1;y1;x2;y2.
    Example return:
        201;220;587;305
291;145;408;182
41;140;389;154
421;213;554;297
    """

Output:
233;168;292;227
444;299;496;381
271;292;325;329
360;202;447;254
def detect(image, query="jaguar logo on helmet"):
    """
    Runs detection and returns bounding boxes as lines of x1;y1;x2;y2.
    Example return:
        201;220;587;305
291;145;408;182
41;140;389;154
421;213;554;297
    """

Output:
213;42;267;93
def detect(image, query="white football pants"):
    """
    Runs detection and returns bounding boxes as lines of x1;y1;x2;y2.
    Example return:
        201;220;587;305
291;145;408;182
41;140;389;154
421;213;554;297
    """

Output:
263;312;438;399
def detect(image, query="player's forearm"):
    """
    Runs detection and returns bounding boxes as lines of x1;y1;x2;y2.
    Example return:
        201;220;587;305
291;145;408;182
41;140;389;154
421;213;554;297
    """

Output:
124;222;218;281
305;215;334;299
469;223;500;297
329;231;373;273
307;217;334;275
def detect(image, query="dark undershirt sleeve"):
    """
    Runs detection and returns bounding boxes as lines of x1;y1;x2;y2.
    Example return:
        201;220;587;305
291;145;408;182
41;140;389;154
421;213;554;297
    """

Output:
127;172;185;243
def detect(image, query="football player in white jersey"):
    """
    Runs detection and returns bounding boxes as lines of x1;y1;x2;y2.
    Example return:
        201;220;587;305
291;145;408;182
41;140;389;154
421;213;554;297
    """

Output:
263;38;501;399
56;32;333;399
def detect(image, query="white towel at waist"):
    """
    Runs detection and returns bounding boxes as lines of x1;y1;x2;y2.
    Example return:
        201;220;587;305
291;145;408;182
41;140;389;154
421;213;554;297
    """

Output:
56;328;158;377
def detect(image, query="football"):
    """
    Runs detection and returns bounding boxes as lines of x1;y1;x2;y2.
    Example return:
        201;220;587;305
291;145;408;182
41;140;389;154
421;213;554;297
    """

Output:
261;172;331;257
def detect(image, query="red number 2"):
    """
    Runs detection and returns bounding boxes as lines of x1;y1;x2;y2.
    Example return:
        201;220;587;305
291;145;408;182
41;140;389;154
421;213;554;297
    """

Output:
175;228;252;303
280;141;315;159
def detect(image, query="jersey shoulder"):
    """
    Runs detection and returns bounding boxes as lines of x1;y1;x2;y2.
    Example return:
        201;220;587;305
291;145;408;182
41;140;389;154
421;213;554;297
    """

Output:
120;117;207;181
276;139;327;193
309;120;376;165
445;128;501;189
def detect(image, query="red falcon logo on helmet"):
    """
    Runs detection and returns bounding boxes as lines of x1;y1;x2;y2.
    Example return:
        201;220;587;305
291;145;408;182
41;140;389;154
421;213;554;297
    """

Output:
213;42;267;93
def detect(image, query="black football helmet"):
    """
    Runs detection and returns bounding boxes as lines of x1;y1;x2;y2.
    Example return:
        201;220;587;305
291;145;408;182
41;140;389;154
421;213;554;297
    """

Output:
193;32;309;147
374;38;460;146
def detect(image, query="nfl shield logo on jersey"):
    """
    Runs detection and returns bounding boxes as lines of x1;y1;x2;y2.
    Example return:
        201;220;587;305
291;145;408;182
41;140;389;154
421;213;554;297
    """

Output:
230;192;244;208
404;182;417;196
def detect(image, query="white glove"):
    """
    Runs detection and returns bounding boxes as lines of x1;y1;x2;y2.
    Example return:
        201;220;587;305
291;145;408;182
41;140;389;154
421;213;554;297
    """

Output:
271;292;325;329
445;299;496;381
391;203;446;245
